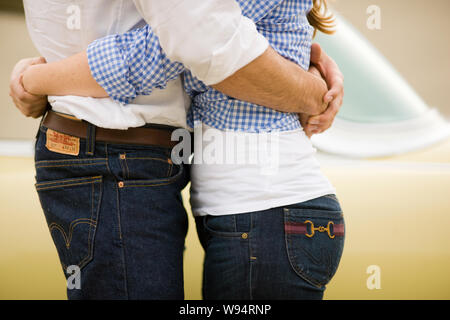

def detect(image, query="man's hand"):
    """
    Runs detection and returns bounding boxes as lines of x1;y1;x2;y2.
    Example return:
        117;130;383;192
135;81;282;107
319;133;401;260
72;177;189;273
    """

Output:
303;43;344;136
9;57;48;118
299;64;323;137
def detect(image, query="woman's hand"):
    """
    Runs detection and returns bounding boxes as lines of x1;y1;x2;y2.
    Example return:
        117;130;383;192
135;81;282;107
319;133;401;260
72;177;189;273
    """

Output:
9;57;48;118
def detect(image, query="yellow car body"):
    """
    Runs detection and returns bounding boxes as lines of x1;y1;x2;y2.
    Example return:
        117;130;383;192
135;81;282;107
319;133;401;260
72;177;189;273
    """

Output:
1;137;449;300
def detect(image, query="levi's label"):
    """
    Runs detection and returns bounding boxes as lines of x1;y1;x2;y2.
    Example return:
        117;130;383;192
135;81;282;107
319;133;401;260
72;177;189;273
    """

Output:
46;129;80;156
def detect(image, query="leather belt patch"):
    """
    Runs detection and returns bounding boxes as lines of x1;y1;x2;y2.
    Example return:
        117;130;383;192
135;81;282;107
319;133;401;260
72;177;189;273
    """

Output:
46;129;80;156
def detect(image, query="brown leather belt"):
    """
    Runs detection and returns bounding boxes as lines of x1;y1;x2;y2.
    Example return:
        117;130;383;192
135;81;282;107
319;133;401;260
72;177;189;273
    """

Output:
42;110;178;148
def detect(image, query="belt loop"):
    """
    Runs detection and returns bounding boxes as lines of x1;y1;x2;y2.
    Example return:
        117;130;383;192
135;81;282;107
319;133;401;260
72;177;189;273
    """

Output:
86;123;96;156
36;110;49;139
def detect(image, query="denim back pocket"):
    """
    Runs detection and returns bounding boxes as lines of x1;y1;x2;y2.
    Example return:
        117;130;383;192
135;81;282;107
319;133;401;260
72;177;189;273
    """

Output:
35;176;103;271
284;196;345;288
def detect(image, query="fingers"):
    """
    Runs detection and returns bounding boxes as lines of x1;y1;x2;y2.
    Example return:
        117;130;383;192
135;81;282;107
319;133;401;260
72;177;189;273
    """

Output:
11;96;34;117
10;75;40;104
12;95;47;118
14;98;47;118
9;70;48;118
306;46;344;137
11;58;35;80
305;115;322;135
10;57;47;85
305;98;341;135
308;65;322;78
324;85;343;104
31;56;47;65
299;113;310;128
323;70;344;117
324;80;344;111
311;50;343;101
310;43;323;65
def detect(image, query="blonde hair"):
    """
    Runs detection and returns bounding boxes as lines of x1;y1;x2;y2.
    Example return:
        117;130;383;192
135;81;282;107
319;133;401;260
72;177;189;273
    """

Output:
307;0;336;37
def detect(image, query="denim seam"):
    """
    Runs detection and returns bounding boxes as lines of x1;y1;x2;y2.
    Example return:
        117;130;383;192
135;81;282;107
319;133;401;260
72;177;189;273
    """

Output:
84;182;98;269
48;219;97;249
119;155;127;180
115;181;129;299
249;213;255;300
166;163;173;178
123;181;176;188
45;179;102;271
106;143;129;299
114;183;124;241
284;205;345;288
323;194;339;202
123;153;130;179
36;176;102;187
36;158;107;164
285;209;343;219
202;218;244;238
86;124;96;156
284;209;323;288
249;250;253;300
36;180;102;191
36;163;107;169
104;143;123;240
126;157;169;162
86;125;91;155
121;165;184;188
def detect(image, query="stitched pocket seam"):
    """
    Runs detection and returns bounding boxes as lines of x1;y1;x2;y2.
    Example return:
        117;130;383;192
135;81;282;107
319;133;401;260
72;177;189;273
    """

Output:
203;216;247;238
36;177;103;270
284;208;345;288
121;164;183;188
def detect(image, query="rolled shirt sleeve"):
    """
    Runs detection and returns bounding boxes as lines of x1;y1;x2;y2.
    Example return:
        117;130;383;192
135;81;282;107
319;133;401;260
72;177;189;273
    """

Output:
132;0;269;85
87;25;185;105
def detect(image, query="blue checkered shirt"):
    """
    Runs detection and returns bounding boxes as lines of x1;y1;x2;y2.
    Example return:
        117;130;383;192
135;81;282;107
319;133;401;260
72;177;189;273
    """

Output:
87;0;314;133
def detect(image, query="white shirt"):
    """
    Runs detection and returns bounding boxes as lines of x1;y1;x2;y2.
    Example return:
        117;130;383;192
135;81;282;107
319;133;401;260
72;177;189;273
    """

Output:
190;125;336;216
133;0;269;85
23;0;269;129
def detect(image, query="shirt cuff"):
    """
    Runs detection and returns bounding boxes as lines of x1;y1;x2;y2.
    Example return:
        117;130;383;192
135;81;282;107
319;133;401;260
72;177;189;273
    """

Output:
202;16;269;86
87;35;137;105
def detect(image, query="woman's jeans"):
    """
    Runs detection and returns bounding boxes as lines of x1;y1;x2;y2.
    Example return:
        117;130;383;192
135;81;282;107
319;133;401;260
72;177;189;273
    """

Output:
195;195;345;300
34;125;189;299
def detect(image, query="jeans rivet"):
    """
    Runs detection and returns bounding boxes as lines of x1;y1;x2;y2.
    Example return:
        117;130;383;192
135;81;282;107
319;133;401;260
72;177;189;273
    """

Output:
118;181;124;188
241;233;248;240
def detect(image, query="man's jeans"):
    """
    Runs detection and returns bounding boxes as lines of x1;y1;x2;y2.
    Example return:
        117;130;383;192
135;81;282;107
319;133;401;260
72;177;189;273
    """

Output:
195;195;345;300
34;125;189;299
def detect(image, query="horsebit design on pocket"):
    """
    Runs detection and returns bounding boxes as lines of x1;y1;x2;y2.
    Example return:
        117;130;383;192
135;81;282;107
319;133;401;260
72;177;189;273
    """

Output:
285;220;345;239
